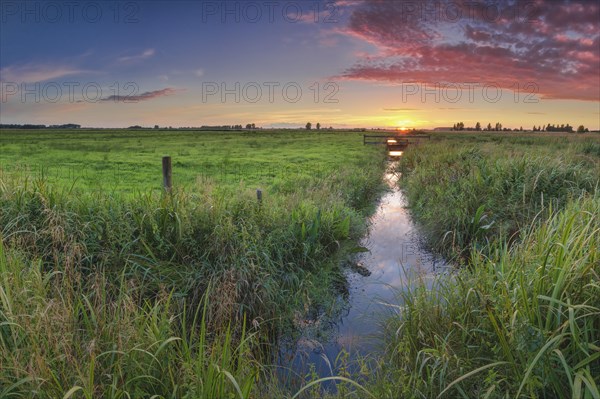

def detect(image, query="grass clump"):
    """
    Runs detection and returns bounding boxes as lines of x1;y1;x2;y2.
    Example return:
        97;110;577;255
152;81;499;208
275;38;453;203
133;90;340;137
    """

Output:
0;242;261;398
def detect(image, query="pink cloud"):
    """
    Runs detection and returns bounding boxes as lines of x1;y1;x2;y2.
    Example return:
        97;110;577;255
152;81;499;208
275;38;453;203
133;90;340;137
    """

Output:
337;0;600;101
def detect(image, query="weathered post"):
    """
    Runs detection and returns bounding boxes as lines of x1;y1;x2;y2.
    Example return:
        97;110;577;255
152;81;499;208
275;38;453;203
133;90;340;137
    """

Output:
162;156;172;192
256;189;263;204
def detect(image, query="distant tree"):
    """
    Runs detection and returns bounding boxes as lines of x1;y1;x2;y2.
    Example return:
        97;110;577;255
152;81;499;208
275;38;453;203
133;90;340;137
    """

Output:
316;122;321;130
577;125;586;133
306;122;312;130
251;123;256;129
520;126;523;131
495;122;502;131
475;122;481;131
246;123;252;129
453;123;457;131
487;123;492;131
542;123;574;133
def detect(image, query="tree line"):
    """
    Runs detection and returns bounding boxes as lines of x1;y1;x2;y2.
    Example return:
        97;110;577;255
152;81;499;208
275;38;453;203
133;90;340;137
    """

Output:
453;122;590;133
0;123;81;129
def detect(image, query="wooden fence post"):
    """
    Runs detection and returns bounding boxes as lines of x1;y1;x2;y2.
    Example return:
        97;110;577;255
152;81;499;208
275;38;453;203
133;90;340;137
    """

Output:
162;156;172;191
256;189;263;204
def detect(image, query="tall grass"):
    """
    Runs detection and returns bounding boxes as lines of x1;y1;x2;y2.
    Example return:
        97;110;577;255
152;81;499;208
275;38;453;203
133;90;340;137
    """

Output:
375;194;599;398
0;156;384;329
373;134;600;398
397;138;598;260
0;150;386;396
0;241;261;398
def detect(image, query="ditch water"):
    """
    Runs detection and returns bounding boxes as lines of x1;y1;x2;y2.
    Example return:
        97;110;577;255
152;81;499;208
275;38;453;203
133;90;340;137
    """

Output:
278;161;448;389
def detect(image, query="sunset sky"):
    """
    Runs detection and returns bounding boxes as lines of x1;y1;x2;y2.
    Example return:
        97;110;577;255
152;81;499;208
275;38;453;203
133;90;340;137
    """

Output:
1;0;599;129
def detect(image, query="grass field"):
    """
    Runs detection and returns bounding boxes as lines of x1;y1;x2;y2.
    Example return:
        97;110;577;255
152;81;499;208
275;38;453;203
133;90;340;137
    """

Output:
1;129;599;397
0;129;379;194
0;128;387;398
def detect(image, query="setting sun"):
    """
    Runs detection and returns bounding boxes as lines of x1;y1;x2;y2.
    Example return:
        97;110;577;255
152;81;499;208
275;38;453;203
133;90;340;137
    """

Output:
394;119;415;131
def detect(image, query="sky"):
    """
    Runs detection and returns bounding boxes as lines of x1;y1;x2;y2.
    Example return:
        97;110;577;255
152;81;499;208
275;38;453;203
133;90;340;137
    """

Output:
1;0;599;129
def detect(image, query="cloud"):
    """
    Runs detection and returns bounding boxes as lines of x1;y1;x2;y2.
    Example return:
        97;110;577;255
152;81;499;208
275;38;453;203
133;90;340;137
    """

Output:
117;49;156;63
337;0;600;101
0;64;87;83
195;69;205;78
383;108;420;111
100;87;181;102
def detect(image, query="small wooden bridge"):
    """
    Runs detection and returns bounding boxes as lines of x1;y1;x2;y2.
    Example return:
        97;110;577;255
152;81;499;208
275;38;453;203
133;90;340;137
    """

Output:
363;133;430;156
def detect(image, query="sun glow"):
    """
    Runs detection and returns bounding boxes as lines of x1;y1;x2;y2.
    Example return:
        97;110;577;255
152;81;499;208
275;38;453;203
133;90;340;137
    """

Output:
394;119;414;132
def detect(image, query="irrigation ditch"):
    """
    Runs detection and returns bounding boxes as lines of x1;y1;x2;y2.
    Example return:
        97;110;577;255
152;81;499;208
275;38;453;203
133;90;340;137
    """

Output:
277;160;448;389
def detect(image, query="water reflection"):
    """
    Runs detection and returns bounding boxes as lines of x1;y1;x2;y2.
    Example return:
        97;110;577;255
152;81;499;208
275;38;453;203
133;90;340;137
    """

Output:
279;161;447;386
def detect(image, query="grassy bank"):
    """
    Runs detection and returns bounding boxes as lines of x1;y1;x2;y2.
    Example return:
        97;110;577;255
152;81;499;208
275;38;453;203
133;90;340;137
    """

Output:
396;133;599;260
0;129;386;397
373;133;599;398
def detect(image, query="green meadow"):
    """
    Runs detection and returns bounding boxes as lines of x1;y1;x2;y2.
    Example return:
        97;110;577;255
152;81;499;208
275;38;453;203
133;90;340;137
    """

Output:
1;129;599;398
0;129;379;194
0;128;387;398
